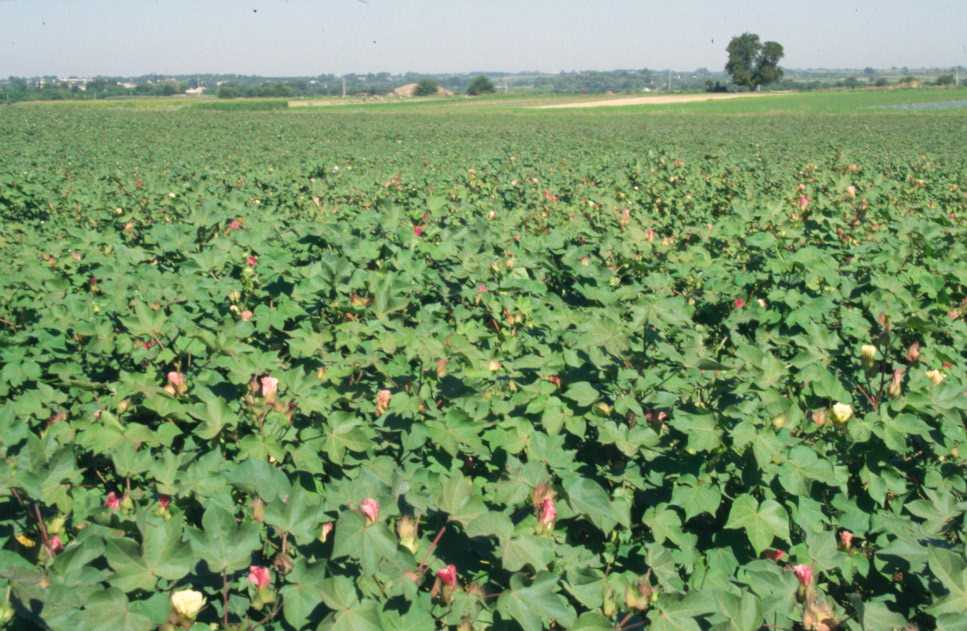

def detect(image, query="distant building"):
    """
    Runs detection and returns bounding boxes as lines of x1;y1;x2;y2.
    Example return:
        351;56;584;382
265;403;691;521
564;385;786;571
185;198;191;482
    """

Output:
185;86;207;96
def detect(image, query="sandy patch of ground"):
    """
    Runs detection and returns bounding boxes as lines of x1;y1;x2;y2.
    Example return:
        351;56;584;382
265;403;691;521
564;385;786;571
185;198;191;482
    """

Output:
533;92;783;109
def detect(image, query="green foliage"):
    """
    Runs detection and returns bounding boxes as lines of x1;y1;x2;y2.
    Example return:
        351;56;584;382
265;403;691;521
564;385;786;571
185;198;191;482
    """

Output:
725;32;785;90
414;79;440;96
467;75;496;96
0;102;965;631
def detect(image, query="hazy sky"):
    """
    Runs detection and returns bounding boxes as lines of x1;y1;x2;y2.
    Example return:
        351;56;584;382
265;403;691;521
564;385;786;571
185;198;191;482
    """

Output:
1;0;965;77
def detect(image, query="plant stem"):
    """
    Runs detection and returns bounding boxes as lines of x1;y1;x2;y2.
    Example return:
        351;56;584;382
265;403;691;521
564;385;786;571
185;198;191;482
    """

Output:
416;524;448;577
222;569;230;627
32;503;50;548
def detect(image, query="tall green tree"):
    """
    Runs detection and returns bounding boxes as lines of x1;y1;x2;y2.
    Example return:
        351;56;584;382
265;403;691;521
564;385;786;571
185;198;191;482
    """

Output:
414;79;440;96
725;33;784;90
467;75;496;96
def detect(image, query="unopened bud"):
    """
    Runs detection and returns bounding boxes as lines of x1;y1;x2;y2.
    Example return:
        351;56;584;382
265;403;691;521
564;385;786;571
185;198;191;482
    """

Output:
252;497;265;522
397;516;419;554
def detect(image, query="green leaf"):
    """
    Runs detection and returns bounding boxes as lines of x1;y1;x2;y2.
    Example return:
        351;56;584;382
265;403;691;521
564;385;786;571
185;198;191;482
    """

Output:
186;505;260;573
670;412;722;452
188;388;235;439
104;513;194;592
724;495;789;555
928;548;967;616
563;382;599;407
501;534;553;572
264;483;322;545
565;477;617;533
281;559;329;628
79;588;154;631
497;572;577;631
319;599;383;631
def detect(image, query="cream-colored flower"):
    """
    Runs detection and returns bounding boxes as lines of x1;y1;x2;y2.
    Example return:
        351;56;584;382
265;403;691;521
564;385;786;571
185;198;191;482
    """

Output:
832;403;853;424
860;345;877;362
171;589;205;619
926;369;945;385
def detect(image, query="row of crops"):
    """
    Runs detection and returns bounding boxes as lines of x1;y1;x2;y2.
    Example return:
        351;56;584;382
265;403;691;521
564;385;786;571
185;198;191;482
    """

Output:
0;106;965;630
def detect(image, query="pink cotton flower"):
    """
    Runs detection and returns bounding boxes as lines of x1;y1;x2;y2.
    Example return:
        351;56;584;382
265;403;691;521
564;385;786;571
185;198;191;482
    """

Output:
413;225;424;237
105;491;121;511
538;498;557;528
360;498;380;525
158;495;171;510
248;565;271;589
839;530;854;551
260;376;279;403
477;283;488;293
228;218;243;231
167;371;185;387
436;564;458;587
733;297;746;309
375;389;392;415
319;522;334;543
47;535;63;555
793;564;813;587
765;549;785;561
246;255;258;268
240;310;253;321
798;195;810;211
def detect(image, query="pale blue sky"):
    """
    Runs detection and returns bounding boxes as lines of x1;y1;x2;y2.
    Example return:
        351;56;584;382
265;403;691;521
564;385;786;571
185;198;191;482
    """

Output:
1;0;965;76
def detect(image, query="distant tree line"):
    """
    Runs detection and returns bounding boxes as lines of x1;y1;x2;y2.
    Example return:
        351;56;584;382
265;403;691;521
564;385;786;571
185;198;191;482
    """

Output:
2;66;964;104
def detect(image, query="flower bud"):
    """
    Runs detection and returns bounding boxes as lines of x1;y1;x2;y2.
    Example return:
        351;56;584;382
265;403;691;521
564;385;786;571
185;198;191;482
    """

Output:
531;482;555;510
105;491;121;511
888;368;904;398
792;564;813;587
926;369;945;385
251;497;265;523
319;522;334;543
860;344;877;364
839;530;854;551
435;358;448;378
46;535;64;555
537;497;557;532
602;586;617;617
260;376;279;403
397;516;419;554
360;498;380;525
906;342;921;363
812;409;828;426
436;564;458;588
0;602;13;625
375;389;392;416
166;371;187;395
248;565;272;589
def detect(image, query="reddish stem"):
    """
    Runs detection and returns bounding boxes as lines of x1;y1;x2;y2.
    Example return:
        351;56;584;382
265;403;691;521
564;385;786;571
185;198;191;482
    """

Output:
32;503;51;548
416;524;448;576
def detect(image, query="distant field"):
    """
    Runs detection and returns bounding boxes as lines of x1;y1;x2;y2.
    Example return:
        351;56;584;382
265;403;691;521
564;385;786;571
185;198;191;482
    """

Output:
13;86;967;117
531;91;784;109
